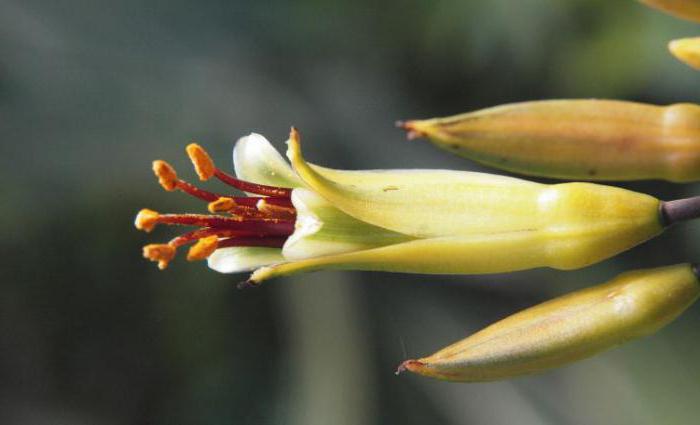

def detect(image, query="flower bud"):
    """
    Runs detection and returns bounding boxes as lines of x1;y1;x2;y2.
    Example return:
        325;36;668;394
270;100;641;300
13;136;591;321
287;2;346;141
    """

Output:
399;264;700;382
401;100;700;182
639;0;700;23
669;37;700;70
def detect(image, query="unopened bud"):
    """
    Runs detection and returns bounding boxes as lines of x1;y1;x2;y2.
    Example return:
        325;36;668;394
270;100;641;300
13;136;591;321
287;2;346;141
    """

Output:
401;100;700;182
639;0;700;23
399;264;700;382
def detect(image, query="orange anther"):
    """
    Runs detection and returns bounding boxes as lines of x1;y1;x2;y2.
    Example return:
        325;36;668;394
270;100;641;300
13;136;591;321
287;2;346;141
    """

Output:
134;209;160;232
186;143;216;181
143;243;176;270
152;160;178;191
208;197;237;213
187;235;219;261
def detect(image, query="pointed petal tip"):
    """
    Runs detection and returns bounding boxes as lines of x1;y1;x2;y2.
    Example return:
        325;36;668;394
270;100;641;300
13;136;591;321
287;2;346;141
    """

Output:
236;279;257;290
396;119;426;140
395;359;424;375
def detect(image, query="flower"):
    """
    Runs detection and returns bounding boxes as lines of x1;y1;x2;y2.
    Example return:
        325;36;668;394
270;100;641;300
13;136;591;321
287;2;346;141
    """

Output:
134;129;700;286
397;263;700;382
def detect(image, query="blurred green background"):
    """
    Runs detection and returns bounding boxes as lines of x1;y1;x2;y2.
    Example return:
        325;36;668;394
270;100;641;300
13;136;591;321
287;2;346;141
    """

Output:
3;0;700;424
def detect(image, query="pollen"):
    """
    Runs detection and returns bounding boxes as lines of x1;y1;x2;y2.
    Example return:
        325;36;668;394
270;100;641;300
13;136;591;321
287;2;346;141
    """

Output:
152;160;178;191
186;143;216;181
187;235;219;261
143;243;176;270
135;209;160;232
208;197;237;213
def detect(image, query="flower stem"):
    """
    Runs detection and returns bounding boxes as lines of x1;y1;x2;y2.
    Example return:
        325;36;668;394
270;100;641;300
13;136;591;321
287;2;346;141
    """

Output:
660;196;700;226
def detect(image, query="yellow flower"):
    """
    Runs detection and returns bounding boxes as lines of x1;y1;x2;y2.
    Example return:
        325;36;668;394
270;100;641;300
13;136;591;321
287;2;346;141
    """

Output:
398;263;700;382
134;128;700;286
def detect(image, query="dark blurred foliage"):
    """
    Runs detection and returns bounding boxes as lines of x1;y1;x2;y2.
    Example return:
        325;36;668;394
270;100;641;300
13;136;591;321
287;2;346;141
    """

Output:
3;1;700;424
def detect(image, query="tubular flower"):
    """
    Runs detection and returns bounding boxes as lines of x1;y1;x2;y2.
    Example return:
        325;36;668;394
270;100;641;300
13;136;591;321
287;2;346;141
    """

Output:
400;100;700;182
398;263;700;382
135;128;700;286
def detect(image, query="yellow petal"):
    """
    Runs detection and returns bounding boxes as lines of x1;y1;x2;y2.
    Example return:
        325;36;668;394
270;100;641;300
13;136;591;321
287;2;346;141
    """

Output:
401;264;700;382
282;189;414;261
286;130;661;243
669;37;700;70
249;208;661;283
287;130;546;238
233;133;304;188
207;247;285;274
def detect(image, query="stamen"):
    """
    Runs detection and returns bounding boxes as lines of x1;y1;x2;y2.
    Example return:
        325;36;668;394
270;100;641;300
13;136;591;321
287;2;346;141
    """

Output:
152;159;223;201
187;235;219;261
135;209;160;232
140;212;295;235
153;160;178;191
143;244;176;270
257;199;297;220
186;143;216;181
186;143;292;197
218;236;288;249
208;197;237;213
139;142;299;270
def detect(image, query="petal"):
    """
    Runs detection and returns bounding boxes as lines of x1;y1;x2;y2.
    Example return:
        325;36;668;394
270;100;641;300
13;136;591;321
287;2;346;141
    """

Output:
282;188;414;261
207;246;285;274
233;133;304;188
287;129;549;238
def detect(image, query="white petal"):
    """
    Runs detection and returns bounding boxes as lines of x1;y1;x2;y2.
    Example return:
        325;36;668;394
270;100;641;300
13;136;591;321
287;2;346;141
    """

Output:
207;247;285;274
233;133;303;188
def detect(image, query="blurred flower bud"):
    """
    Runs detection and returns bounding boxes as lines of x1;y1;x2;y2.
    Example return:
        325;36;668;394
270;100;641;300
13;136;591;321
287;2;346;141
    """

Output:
670;37;700;69
639;0;700;22
401;100;700;182
399;264;700;382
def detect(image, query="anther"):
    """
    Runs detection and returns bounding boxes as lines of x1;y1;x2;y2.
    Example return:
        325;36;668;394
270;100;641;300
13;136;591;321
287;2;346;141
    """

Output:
186;143;292;197
152;160;178;191
187;235;219;261
143;243;176;270
208;197;237;213
257;199;297;220
135;209;160;232
186;143;216;181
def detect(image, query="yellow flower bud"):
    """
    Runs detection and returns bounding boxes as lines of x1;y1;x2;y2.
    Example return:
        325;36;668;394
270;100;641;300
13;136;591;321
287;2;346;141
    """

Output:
401;100;700;182
669;37;700;70
639;0;700;23
399;264;700;382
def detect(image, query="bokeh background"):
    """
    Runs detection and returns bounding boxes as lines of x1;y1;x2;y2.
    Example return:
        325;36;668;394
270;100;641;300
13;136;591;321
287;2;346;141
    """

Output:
3;0;700;424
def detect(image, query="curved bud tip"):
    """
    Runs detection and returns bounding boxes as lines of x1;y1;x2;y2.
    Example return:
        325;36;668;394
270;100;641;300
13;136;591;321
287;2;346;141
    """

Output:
135;208;159;232
395;359;426;376
396;120;428;140
236;279;259;289
152;160;178;191
186;143;216;181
